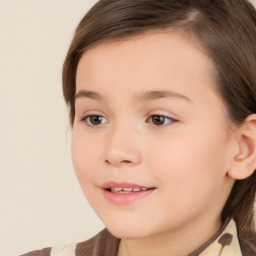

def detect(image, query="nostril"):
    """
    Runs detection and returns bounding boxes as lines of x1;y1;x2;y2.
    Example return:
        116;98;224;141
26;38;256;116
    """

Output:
104;159;133;166
105;159;111;164
104;148;142;166
121;160;132;164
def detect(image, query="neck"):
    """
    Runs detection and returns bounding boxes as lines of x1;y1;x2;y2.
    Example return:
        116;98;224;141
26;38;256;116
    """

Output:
118;216;222;256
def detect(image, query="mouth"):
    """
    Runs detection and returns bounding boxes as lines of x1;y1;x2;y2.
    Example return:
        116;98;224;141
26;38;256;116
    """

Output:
101;182;156;204
105;187;152;193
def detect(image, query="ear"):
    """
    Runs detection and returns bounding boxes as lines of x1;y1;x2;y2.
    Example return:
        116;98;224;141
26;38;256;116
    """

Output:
228;114;256;180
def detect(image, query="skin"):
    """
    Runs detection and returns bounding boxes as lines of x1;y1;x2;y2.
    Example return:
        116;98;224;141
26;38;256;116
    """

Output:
72;31;238;256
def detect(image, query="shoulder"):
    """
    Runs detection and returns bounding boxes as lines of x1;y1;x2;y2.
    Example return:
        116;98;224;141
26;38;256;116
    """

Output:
239;235;256;256
19;229;120;256
20;245;76;256
20;247;51;256
76;228;120;256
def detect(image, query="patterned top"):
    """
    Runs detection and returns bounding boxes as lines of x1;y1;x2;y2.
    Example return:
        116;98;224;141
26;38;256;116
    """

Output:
21;218;256;256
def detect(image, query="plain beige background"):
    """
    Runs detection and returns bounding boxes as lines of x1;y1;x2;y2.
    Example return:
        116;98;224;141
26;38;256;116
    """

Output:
0;1;104;256
1;1;256;256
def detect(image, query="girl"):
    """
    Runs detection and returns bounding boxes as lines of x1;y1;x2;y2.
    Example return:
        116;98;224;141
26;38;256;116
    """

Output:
22;0;256;255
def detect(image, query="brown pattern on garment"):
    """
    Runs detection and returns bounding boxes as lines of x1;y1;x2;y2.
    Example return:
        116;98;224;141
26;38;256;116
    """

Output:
19;218;256;256
218;233;233;256
20;247;51;256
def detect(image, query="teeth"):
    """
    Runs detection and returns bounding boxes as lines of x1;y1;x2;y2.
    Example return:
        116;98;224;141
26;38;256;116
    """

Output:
122;188;133;192
111;188;122;192
108;187;149;193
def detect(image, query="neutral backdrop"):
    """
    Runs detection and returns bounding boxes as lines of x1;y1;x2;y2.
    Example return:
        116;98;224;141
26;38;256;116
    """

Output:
1;1;256;256
0;1;103;256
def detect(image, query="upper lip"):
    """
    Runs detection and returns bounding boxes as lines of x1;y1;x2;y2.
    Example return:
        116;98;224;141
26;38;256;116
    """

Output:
101;181;154;189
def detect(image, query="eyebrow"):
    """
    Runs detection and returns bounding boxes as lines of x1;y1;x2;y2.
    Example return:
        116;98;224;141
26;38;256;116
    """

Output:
135;90;192;103
75;90;102;100
75;89;192;104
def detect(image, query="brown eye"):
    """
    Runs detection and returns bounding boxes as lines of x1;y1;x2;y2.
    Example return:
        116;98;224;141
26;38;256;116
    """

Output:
149;115;175;126
83;115;107;126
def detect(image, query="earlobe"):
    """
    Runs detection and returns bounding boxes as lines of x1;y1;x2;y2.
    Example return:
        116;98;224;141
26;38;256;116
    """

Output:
228;114;256;180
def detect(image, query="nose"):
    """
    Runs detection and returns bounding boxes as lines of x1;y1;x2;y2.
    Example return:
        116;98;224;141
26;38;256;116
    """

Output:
104;126;142;167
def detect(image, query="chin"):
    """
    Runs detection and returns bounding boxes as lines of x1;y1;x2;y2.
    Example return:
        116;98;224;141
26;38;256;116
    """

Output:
93;204;161;239
103;218;156;239
108;226;149;239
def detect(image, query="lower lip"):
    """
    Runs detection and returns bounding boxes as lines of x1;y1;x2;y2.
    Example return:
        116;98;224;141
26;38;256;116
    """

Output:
103;189;155;205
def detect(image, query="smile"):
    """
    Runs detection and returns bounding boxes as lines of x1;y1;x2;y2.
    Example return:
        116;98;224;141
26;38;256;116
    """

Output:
106;187;150;193
102;182;156;204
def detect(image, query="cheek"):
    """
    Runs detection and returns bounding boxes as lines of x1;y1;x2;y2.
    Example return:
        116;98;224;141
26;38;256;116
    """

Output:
71;130;99;187
147;128;231;189
145;131;232;220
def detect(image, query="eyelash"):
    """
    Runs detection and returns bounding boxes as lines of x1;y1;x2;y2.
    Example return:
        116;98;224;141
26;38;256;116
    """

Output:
80;115;108;126
147;115;177;126
80;114;177;127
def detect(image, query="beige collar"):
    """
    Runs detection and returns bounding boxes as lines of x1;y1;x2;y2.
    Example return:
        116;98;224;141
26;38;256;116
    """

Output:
189;218;242;256
50;218;243;256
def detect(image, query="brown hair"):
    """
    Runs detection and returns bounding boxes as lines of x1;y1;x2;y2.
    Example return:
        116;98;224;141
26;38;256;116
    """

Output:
62;0;256;237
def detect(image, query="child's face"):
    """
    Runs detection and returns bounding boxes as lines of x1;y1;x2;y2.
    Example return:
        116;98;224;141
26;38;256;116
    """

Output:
72;32;236;239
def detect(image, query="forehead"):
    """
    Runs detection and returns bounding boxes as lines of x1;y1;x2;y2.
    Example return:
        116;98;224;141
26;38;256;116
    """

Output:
76;31;214;83
75;31;216;103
